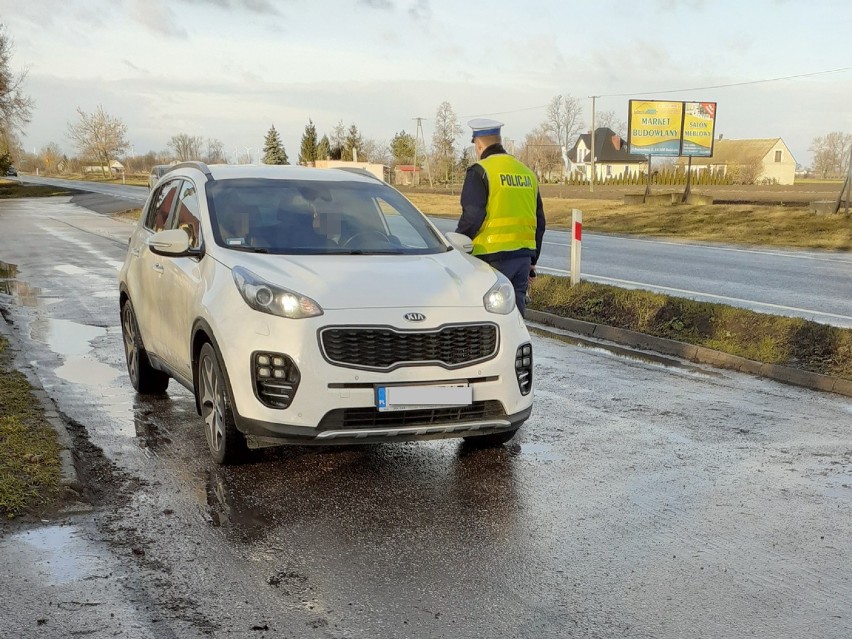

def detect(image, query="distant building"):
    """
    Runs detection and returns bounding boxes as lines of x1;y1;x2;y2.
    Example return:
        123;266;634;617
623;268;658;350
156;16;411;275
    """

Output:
676;138;796;185
313;160;389;183
567;127;647;179
393;164;421;186
82;160;125;175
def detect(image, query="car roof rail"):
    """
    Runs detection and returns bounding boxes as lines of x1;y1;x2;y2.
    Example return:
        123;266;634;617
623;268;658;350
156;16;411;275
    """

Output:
166;161;214;182
334;167;384;183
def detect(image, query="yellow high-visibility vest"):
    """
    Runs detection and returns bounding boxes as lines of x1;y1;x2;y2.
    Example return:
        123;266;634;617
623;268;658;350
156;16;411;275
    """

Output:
472;154;538;256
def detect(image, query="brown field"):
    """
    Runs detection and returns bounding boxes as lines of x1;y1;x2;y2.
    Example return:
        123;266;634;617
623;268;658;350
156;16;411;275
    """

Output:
403;190;852;251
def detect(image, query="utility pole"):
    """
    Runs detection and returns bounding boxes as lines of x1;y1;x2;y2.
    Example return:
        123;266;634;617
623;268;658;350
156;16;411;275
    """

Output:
413;117;434;188
590;95;597;193
834;145;852;215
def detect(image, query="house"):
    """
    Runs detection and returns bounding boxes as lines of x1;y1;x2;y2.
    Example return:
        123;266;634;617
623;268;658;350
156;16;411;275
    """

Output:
82;160;125;175
567;127;647;179
676;138;796;185
392;164;421;186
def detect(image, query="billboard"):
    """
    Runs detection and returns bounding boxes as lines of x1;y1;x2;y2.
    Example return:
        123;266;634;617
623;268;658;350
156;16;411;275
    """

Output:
681;102;717;157
628;100;718;157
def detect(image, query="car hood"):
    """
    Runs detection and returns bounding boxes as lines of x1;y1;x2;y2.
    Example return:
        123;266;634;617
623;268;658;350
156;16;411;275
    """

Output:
213;249;500;309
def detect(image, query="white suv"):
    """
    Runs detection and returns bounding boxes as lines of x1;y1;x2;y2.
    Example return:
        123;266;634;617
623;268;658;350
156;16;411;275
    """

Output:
119;162;534;463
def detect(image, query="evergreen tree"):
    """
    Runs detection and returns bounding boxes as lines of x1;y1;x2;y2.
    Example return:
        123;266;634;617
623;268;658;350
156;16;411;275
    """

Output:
389;130;416;166
316;134;331;161
343;124;364;161
262;125;288;165
299;119;318;165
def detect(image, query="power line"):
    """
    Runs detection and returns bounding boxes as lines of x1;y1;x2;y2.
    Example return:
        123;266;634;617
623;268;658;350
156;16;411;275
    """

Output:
596;66;852;98
462;67;852;119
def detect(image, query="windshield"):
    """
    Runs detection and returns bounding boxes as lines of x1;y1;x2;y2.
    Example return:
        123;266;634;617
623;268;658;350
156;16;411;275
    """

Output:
205;178;447;255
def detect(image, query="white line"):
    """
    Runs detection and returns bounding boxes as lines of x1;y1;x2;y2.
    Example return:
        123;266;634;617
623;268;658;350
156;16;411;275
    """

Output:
535;266;852;323
542;233;852;265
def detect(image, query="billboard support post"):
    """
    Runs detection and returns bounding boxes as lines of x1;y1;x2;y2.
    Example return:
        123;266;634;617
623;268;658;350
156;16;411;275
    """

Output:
644;156;652;203
682;156;693;203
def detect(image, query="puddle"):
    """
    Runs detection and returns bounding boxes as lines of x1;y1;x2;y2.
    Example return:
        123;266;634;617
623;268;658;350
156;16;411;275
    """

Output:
510;442;562;462
529;325;721;376
30;317;122;385
0;259;42;307
11;525;86;585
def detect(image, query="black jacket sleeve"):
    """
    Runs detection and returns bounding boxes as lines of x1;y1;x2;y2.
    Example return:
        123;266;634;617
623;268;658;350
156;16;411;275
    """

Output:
457;164;488;239
534;190;546;265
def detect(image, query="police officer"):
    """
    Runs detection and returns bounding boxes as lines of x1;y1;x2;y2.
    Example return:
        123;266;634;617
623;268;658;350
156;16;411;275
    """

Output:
456;118;546;316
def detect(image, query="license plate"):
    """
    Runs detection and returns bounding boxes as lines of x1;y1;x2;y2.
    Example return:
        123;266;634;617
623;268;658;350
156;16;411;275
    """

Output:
376;384;472;412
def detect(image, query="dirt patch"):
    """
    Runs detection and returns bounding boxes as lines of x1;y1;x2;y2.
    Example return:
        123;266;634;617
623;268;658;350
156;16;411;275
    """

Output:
0;179;78;199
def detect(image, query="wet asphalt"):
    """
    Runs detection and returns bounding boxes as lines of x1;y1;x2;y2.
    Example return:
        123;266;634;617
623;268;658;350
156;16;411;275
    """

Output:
0;196;851;638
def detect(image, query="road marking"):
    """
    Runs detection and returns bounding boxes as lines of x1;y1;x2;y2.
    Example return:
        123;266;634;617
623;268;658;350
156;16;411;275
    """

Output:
535;266;852;324
542;233;852;265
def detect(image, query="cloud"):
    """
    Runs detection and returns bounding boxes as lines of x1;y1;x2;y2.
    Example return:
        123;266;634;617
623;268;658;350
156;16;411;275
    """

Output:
177;0;283;15
408;0;430;21
359;0;394;9
131;1;188;38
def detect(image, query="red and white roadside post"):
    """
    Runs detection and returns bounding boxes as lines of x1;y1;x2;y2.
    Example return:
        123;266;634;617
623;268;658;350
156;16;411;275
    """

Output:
570;208;582;286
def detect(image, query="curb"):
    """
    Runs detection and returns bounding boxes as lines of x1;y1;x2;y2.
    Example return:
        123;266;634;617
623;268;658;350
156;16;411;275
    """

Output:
0;309;82;493
526;309;852;399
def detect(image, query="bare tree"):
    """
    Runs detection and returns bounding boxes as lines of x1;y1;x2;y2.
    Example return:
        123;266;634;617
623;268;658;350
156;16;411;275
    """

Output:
810;132;852;179
40;142;63;174
168;133;204;161
431;101;461;183
518;124;561;182
597;110;626;138
67;105;129;177
360;137;390;165
205;138;225;163
0;25;33;135
543;94;584;178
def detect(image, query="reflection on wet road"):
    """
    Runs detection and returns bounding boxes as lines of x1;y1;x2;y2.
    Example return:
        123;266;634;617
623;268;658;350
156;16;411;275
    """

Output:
2;197;852;638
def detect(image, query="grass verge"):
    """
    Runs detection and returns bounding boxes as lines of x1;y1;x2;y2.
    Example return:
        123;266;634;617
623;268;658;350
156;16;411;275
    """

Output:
404;193;852;251
112;208;142;223
0;179;77;199
529;275;852;381
0;336;61;518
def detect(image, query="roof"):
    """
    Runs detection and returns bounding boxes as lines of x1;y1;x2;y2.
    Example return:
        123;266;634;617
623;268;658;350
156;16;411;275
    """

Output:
677;138;785;166
569;127;647;163
175;163;380;184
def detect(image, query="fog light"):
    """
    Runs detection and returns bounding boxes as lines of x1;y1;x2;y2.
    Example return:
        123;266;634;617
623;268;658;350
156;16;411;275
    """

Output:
252;351;301;409
515;343;533;395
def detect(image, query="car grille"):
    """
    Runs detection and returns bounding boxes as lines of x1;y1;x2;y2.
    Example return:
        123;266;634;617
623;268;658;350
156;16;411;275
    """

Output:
317;400;507;430
319;323;499;371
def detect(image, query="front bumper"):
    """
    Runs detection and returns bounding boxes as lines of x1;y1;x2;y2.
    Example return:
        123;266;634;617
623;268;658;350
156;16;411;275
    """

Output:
210;304;534;445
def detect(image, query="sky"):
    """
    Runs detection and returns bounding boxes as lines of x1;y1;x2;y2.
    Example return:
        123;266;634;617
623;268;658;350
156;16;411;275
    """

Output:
2;0;851;167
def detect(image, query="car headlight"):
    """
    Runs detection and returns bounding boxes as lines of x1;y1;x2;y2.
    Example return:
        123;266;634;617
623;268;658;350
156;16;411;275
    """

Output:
232;266;323;319
483;273;516;315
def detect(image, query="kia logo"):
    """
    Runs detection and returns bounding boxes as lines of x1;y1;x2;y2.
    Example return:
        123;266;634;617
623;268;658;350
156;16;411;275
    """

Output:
404;313;426;322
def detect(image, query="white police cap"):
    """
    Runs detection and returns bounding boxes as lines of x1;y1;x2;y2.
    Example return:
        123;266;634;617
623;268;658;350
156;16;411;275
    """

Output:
468;118;504;142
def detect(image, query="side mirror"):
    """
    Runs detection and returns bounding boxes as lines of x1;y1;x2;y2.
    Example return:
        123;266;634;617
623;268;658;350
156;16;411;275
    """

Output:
445;232;473;254
147;229;192;257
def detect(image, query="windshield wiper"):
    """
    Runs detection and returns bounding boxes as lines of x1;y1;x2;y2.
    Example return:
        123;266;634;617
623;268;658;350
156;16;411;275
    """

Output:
227;245;269;253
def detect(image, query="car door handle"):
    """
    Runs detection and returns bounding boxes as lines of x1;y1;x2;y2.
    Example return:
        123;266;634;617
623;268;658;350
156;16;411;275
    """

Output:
131;248;140;256
152;263;164;274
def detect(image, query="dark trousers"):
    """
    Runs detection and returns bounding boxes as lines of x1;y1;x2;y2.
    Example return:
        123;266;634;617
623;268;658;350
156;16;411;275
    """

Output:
486;254;532;317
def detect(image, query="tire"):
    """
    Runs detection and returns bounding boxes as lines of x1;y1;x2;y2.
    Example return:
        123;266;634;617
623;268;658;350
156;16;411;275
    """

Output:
197;342;247;465
121;300;169;394
463;427;520;448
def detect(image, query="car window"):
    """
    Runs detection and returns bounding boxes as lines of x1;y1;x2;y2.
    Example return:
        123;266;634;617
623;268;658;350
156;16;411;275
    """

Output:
145;179;182;232
169;181;202;249
206;179;445;255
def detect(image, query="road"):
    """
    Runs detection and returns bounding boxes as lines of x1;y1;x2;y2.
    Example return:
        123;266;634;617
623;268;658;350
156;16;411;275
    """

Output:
17;174;852;327
1;196;851;638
